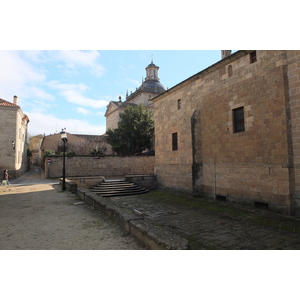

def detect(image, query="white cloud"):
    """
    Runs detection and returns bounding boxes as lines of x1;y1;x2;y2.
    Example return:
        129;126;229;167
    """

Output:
77;107;92;115
0;51;45;84
0;51;54;103
53;50;105;76
26;112;106;136
49;81;109;108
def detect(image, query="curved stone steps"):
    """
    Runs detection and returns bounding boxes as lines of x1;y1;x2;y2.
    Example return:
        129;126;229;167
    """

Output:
91;180;149;197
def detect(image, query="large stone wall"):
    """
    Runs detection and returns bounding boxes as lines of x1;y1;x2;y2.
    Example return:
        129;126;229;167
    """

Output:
45;155;155;178
153;50;297;214
287;51;300;215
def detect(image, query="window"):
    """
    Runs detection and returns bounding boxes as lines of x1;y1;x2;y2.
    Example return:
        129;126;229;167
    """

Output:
228;65;233;77
172;133;178;151
250;51;257;64
233;107;245;133
177;99;181;110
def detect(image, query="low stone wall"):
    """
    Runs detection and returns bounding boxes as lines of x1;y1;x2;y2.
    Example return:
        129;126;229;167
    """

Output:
76;188;188;249
59;176;105;194
125;175;157;190
45;155;155;178
69;176;105;189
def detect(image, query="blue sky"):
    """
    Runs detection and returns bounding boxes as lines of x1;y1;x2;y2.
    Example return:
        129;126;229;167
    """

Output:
0;50;231;136
1;1;296;139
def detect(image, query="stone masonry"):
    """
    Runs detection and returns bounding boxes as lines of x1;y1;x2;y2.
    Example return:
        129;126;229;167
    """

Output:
45;155;155;179
0;96;29;178
152;50;300;215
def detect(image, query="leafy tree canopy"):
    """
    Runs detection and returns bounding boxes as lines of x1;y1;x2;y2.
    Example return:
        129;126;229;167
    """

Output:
106;105;154;155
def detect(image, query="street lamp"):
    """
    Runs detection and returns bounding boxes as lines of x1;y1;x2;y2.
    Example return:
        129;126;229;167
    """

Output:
60;128;68;191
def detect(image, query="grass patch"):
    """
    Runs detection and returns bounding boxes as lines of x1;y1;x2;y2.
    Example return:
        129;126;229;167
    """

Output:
142;190;248;215
141;189;300;234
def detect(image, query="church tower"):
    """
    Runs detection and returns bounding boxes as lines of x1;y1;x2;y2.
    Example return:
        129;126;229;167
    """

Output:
126;60;166;104
105;59;166;131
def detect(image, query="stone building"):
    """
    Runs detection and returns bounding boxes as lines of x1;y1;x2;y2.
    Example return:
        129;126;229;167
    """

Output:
40;132;112;161
105;60;167;130
152;50;300;216
0;96;30;178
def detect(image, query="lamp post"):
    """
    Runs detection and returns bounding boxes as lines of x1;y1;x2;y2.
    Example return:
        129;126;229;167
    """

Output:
60;129;68;191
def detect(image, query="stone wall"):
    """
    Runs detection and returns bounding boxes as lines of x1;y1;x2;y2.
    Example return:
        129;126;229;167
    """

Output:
287;50;300;215
45;155;155;178
125;175;157;190
0;108;17;171
0;105;28;178
153;50;296;214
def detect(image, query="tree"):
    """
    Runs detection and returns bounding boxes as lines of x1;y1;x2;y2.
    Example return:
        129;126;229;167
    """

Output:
90;146;106;156
106;105;154;155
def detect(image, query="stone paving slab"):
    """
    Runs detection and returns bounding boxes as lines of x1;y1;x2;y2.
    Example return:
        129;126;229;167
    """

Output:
104;190;300;250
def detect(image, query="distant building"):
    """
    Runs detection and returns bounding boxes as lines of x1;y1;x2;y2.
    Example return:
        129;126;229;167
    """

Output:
0;96;30;178
105;60;166;130
40;132;112;164
152;50;300;216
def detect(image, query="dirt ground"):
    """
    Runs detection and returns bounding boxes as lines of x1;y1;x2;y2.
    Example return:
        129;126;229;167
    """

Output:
0;173;144;250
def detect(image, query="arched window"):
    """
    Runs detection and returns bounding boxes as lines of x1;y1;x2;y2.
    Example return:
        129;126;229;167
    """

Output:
228;65;233;77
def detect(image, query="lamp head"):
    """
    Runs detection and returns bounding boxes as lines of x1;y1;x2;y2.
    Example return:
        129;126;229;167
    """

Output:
60;129;68;143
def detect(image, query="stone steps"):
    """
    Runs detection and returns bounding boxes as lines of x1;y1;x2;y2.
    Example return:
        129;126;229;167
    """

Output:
91;180;149;197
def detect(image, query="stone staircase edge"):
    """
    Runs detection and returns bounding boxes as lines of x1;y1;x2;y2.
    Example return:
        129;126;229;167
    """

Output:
77;188;188;250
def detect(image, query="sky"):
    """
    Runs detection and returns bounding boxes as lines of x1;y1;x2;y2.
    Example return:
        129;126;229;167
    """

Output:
0;50;232;137
2;2;297;139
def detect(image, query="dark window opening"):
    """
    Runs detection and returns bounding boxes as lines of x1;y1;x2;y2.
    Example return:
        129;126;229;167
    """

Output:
250;51;257;64
172;132;178;151
254;201;269;210
177;99;182;110
228;65;233;77
233;107;245;133
216;195;227;201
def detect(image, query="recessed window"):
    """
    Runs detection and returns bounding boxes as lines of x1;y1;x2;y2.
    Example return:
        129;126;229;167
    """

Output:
172;132;178;151
250;51;257;64
228;65;233;77
177;99;182;110
233;107;245;133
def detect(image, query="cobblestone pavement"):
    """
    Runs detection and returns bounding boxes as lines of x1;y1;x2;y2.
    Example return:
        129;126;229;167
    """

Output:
108;190;300;250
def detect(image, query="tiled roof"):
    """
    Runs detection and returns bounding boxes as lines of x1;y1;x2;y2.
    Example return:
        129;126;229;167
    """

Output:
0;98;19;107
